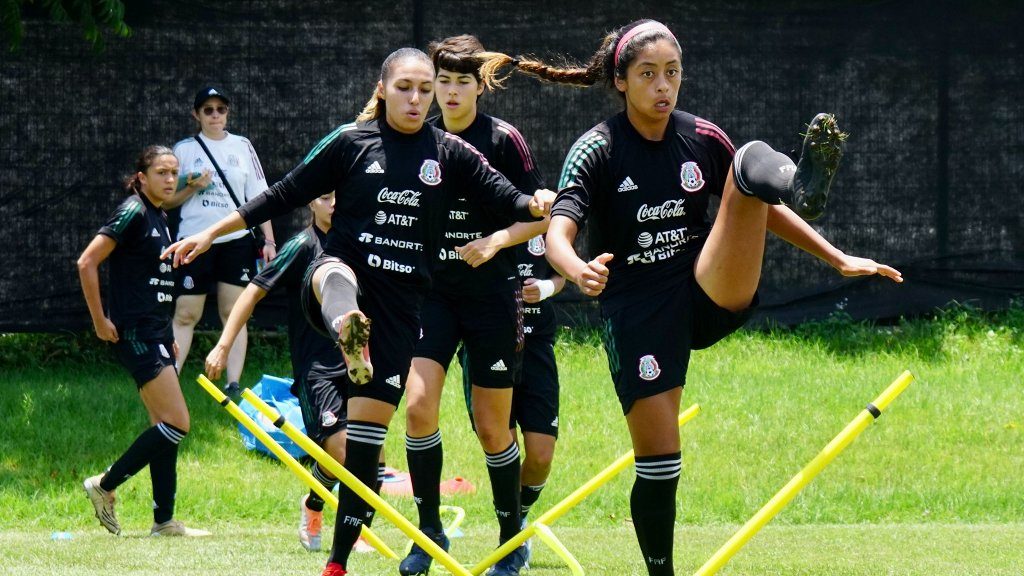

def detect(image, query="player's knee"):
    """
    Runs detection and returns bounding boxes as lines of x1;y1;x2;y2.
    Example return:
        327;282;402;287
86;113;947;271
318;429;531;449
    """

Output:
173;305;202;326
475;424;511;454
405;402;439;434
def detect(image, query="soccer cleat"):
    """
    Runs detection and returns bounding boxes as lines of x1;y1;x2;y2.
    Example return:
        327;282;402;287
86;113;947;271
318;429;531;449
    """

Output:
321;562;347;576
150;519;212;537
337;310;373;385
83;474;120;535
299;495;323;551
399;527;450;575
486;543;530;576
790;112;848;220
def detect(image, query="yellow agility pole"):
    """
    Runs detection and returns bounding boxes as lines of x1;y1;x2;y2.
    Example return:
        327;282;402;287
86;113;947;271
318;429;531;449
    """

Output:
194;375;397;559
693;370;914;576
470;404;701;575
238;384;473;576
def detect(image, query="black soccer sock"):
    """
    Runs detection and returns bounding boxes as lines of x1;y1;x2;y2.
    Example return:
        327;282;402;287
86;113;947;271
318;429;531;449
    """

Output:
485;441;522;542
149;443;179;524
318;264;360;336
732;140;796;205
406;430;444;532
307;461;339;513
631;453;682;576
520;482;546;519
363;462;386;528
101;422;185;492
328;421;386;567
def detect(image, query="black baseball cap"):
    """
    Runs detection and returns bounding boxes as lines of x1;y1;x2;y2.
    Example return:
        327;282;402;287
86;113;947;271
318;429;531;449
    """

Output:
193;86;230;110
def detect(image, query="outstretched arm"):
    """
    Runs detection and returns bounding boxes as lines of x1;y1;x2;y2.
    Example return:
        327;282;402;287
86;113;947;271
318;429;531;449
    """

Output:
457;218;550;268
206;283;267;380
161;211;247;267
77;235;119;342
766;204;902;282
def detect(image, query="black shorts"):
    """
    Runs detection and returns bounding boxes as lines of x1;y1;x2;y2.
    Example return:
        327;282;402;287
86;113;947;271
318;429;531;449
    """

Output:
601;274;754;414
174;236;256;295
460;332;559;437
415;289;523;389
114;330;177;388
295;369;349;444
301;255;422;407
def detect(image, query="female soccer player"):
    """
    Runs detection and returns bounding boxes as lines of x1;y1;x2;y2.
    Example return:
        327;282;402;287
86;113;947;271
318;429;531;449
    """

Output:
77;145;209;537
204;192;387;553
484;20;903;575
166;86;277;393
162;48;554;576
398;35;550;576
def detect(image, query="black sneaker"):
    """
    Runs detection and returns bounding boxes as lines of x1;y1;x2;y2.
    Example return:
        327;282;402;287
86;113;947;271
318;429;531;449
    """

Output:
399;528;450;575
790;113;847;220
486;543;529;576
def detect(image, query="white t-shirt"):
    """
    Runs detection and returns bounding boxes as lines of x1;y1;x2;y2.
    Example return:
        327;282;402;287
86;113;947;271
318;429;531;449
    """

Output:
173;132;269;242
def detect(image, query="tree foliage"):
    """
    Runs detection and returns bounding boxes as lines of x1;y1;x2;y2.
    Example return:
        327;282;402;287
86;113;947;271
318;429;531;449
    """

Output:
2;0;130;52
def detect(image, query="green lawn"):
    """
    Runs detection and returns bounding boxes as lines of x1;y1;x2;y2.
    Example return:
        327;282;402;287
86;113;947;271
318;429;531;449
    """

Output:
1;307;1022;574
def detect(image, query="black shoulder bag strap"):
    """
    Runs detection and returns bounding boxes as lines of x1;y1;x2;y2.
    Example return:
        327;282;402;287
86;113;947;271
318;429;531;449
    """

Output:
194;134;263;243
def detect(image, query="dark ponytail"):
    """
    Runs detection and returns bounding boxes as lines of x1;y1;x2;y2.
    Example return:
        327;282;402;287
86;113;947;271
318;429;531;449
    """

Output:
124;145;174;193
357;47;433;122
480;20;681;95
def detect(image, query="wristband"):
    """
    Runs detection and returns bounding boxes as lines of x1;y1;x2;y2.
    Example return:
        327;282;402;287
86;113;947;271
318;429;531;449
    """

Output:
535;279;556;301
264;240;276;247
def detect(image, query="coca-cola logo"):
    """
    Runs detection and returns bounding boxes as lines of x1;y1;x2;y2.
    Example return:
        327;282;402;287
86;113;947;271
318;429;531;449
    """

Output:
377;187;421;207
636;200;686;222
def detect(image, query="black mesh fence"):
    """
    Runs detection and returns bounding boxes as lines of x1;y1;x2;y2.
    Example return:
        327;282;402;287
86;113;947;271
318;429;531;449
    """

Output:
1;0;1021;332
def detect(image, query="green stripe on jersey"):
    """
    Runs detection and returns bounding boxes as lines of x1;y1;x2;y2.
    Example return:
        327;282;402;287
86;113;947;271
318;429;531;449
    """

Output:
110;201;143;235
303;123;356;164
557;132;607;190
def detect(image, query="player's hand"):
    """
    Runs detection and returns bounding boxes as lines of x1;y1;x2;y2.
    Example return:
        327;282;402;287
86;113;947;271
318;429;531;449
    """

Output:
522;277;542;303
457;231;507;268
833;253;903;283
173;341;180;359
262;242;277;263
529;189;556;218
205;344;228;381
575;253;613;297
93;317;119;343
162;231;214;267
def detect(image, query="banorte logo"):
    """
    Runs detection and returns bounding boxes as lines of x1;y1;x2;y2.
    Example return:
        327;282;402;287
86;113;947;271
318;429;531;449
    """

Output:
377;187;421;207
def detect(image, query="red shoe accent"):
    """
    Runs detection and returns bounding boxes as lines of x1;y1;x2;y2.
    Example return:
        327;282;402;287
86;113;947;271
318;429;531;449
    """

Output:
321;562;346;576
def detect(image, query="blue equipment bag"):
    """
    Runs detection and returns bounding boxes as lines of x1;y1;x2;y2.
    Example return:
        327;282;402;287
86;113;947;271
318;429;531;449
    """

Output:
238;374;309;460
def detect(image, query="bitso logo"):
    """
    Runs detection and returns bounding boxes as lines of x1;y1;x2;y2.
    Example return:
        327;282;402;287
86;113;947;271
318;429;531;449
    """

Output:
438;248;447;261
419;159;442;186
637;232;653;248
680;161;705;193
367;254;382;268
638;354;662;381
321;410;338;427
527;235;546;256
374;211;387;225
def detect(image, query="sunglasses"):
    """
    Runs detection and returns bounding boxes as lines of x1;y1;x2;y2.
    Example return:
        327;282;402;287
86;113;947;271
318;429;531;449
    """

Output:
201;105;228;116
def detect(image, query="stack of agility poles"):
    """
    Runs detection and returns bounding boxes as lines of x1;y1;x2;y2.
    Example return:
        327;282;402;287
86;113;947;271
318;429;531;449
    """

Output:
197;369;914;575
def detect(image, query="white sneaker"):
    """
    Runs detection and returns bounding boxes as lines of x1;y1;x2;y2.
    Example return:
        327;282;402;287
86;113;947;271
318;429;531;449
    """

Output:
83;474;120;535
150;519;211;537
299;495;323;551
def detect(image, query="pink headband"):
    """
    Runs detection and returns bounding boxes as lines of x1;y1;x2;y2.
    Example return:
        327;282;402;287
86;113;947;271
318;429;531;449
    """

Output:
614;21;676;67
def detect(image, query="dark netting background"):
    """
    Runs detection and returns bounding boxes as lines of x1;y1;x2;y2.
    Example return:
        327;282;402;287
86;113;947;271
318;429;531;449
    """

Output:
1;0;1021;332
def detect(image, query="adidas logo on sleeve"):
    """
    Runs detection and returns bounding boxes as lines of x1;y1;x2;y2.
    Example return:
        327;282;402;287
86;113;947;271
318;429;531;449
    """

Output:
385;374;401;388
365;161;384;174
490;359;508;372
617;176;638;192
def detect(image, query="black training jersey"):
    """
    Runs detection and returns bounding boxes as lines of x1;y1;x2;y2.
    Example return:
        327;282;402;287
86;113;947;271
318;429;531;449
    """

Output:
98;193;174;337
239;118;536;292
516;235;558;337
251;226;344;383
427;113;545;295
551;110;735;312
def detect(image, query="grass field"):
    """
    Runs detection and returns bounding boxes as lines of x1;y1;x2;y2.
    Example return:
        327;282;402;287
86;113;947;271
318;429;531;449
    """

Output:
1;306;1022;575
